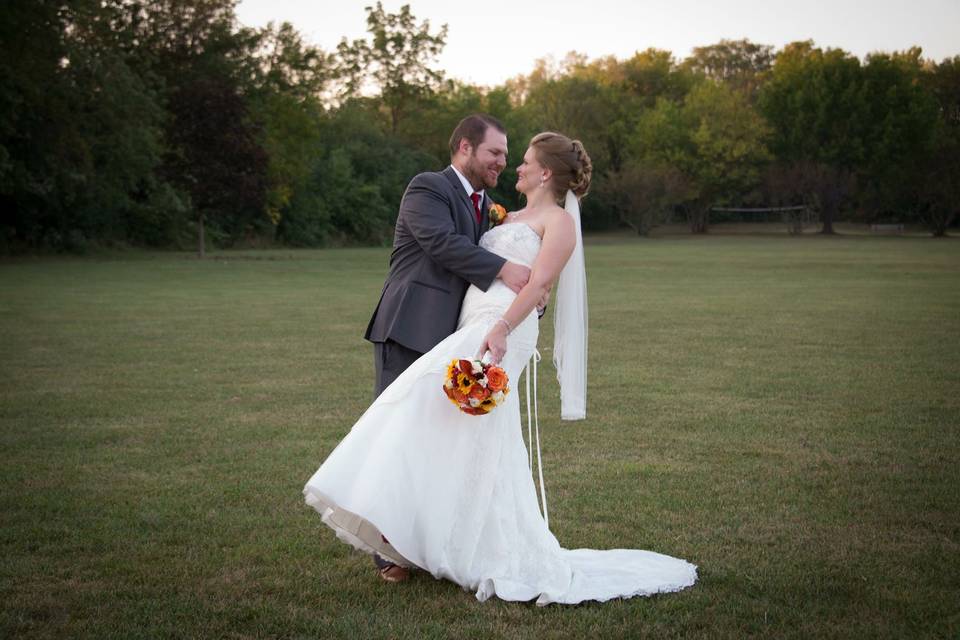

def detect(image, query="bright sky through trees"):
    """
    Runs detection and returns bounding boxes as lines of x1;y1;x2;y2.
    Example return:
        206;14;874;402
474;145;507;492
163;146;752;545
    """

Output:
236;0;960;86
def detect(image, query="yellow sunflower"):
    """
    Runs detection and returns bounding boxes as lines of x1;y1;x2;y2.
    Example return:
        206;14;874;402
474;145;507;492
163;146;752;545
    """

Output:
456;372;474;395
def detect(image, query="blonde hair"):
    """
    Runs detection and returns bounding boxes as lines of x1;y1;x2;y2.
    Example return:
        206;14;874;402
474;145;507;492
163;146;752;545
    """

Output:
530;132;592;201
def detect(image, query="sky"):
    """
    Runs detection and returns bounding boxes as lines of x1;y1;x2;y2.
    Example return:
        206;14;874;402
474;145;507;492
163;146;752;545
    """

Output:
235;0;960;87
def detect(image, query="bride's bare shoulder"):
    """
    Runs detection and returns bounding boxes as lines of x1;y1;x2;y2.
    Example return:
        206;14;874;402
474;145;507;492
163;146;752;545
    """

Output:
539;205;576;254
545;204;576;232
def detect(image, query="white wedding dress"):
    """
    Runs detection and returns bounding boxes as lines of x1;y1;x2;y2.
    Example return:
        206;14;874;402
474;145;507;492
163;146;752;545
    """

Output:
303;222;697;605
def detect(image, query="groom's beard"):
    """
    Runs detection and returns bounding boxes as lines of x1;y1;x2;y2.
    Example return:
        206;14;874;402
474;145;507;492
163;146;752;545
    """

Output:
463;153;500;190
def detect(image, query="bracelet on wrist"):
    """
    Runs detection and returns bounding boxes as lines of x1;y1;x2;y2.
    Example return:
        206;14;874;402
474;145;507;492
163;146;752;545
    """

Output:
496;317;512;334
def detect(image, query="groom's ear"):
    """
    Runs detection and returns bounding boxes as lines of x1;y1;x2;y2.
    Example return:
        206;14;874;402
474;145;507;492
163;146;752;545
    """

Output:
456;138;473;157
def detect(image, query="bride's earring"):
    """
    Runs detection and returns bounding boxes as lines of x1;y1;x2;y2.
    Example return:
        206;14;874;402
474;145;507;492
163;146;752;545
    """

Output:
539;175;546;188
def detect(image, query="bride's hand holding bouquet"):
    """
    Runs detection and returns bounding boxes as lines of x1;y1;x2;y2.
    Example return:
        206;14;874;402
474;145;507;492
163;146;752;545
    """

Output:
475;317;511;365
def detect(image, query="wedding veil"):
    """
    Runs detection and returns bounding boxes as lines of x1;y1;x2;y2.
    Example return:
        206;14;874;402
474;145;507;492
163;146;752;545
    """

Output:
553;190;587;420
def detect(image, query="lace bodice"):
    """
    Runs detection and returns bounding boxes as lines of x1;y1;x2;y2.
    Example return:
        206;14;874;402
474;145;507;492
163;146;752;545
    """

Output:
479;222;542;268
457;223;542;342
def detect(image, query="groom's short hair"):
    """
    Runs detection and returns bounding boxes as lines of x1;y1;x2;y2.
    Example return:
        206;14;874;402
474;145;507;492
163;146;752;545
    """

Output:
449;114;506;158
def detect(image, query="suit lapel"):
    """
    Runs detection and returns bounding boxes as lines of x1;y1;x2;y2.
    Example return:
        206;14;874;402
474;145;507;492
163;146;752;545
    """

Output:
442;166;481;239
478;194;492;240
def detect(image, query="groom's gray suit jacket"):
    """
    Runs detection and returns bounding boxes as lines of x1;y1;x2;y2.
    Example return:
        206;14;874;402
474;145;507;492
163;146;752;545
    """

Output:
365;166;506;354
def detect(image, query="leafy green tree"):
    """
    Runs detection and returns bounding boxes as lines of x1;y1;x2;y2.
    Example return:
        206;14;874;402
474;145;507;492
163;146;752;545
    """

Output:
606;162;692;235
683;39;775;99
246;21;332;101
636;80;770;232
759;161;851;234
621;49;683;104
253;91;323;232
917;56;960;236
759;42;865;233
760;42;939;231
856;49;939;221
336;2;447;134
165;66;268;255
916;142;960;236
1;0;173;251
112;0;270;254
276;102;434;246
515;54;645;229
245;22;332;237
4;0;955;250
0;0;76;248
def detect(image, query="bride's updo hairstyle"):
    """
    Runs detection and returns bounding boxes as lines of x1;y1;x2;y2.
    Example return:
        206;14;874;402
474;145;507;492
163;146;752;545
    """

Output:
530;132;592;202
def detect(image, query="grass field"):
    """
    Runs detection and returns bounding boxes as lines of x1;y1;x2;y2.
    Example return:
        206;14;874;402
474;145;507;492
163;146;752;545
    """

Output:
2;233;958;639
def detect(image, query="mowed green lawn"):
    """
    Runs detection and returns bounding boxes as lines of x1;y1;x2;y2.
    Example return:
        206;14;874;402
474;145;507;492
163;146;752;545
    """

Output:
1;234;958;639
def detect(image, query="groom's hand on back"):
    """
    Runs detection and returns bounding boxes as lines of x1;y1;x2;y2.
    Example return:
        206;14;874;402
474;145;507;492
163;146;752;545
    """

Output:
498;262;531;293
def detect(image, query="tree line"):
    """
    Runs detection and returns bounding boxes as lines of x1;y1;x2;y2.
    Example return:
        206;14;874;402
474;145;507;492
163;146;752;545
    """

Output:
2;0;958;254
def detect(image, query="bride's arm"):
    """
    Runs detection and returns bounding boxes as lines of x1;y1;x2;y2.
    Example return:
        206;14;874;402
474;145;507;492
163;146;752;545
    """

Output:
476;210;576;363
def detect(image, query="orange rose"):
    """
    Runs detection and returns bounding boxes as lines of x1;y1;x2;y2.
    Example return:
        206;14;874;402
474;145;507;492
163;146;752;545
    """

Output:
489;203;508;227
485;366;508;392
468;383;487;400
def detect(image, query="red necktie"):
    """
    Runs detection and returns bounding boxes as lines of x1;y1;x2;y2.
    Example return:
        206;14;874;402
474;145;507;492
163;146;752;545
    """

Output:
470;192;482;225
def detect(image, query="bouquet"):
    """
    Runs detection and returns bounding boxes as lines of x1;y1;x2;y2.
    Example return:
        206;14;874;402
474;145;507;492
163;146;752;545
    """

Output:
488;203;508;228
443;358;510;415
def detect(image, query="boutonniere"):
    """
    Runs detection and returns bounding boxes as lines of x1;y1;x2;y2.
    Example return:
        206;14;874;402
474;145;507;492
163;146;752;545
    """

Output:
488;203;508;228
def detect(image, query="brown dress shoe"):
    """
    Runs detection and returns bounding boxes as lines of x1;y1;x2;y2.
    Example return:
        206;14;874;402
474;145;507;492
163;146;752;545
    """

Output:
378;563;410;583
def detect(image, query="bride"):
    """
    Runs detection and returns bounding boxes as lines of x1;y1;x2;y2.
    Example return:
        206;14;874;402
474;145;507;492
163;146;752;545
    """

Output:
303;132;697;605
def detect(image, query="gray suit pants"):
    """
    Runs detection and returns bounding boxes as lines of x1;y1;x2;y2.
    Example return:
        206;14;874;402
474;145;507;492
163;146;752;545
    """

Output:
373;339;423;399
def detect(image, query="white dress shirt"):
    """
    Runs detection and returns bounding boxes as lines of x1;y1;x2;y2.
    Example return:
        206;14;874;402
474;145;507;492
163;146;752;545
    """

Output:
450;165;483;201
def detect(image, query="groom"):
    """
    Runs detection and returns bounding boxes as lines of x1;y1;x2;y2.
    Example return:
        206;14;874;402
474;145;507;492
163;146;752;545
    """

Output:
363;114;530;581
365;114;530;396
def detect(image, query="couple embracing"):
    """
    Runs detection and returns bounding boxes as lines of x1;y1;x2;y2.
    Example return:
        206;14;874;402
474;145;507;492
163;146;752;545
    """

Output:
303;114;697;605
